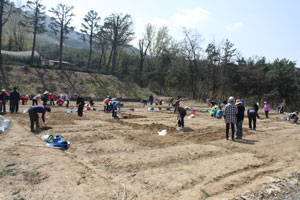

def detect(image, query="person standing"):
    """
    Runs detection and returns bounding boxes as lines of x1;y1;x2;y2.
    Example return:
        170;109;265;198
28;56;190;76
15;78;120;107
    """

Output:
247;103;259;130
65;92;70;108
49;93;55;106
10;87;20;113
236;99;245;139
149;94;154;105
41;91;49;107
32;95;39;106
28;105;51;132
224;96;238;140
75;94;84;117
0;89;8;113
263;101;270;119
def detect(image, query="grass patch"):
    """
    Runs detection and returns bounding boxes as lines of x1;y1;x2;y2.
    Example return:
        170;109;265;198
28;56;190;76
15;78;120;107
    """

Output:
12;188;21;195
0;168;13;176
6;163;16;167
201;189;210;198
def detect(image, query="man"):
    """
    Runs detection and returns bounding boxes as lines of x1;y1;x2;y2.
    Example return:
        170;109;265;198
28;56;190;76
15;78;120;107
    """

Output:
49;93;55;106
28;105;51;132
75;94;84;117
175;106;187;129
236;99;245;139
0;89;8;113
224;96;238;140
110;100;121;118
248;103;259;130
10;87;20;113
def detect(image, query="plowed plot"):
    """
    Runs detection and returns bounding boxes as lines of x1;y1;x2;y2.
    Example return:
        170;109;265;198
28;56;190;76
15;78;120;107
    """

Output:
0;102;300;200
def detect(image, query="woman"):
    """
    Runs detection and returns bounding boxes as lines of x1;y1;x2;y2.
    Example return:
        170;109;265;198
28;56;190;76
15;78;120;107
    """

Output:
263;101;270;119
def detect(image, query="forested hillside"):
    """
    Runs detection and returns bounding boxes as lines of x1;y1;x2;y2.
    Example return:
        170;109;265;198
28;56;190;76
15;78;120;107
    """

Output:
0;0;299;109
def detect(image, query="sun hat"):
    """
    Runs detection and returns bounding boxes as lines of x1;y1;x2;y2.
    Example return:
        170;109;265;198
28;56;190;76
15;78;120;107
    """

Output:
228;96;235;103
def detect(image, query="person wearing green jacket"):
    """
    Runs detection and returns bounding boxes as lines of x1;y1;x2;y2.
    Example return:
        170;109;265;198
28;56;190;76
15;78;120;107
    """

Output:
210;105;217;117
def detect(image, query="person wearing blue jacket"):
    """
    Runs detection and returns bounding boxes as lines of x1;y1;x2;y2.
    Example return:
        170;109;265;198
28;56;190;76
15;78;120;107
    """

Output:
110;100;121;118
28;105;51;132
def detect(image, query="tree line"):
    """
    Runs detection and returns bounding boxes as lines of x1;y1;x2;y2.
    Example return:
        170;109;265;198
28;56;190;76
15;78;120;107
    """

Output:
0;0;299;110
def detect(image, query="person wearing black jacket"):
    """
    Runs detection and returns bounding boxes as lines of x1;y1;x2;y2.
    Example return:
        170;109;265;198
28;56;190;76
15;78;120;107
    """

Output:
0;89;8;113
175;106;187;128
10;87;20;113
248;103;259;130
235;99;245;139
75;94;84;117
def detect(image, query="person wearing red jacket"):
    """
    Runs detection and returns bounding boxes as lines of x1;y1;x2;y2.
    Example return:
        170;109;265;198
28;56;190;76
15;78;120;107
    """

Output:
0;89;9;113
103;96;111;112
49;93;55;106
56;98;64;106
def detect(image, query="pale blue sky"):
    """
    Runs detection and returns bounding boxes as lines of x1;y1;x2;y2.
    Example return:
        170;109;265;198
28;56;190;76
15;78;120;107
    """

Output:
14;0;300;66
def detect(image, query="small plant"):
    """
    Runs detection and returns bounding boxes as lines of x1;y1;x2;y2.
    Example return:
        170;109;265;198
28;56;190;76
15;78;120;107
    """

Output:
201;189;210;198
77;181;81;185
12;188;21;195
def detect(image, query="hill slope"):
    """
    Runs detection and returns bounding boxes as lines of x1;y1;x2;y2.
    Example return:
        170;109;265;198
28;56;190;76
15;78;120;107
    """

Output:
2;65;148;98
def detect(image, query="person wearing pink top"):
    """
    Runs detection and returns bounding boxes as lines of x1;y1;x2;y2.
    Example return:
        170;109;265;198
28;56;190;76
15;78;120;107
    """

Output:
263;101;271;119
49;93;55;106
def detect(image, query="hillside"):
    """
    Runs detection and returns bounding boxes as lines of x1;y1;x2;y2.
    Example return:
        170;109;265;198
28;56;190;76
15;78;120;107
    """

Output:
1;65;149;98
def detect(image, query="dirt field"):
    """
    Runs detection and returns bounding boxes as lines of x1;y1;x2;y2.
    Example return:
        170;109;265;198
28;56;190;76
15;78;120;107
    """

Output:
0;101;300;200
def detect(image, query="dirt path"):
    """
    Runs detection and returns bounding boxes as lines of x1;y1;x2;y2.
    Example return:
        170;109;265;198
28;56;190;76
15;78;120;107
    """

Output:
0;102;300;200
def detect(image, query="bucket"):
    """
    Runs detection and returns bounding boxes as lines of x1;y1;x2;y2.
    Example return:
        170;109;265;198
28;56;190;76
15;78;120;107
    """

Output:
191;110;196;115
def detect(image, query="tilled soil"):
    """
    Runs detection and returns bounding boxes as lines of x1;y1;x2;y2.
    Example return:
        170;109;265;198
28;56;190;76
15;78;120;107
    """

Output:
0;102;300;200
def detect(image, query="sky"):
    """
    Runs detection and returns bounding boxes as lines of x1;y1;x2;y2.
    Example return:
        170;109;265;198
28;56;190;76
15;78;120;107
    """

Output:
13;0;300;66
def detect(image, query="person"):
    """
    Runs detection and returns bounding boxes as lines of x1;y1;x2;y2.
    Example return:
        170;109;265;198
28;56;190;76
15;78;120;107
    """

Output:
247;103;259;130
75;94;84;117
215;107;223;119
10;87;20;113
89;98;96;110
65;92;70;108
149;94;154;105
210;105;217;117
277;104;284;114
253;102;260;118
41;91;49;107
32;95;40;106
103;96;111;112
49;93;55;106
224;96;238;140
21;95;25;105
56;97;65;106
263;101;270;119
24;95;29;105
236;99;245;139
110;100;121;118
141;98;148;107
28;105;51;132
0;89;8;113
288;112;298;124
175;106;187;128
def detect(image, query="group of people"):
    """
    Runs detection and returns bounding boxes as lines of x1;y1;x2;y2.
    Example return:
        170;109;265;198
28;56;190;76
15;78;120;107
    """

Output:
0;87;20;114
103;96;122;118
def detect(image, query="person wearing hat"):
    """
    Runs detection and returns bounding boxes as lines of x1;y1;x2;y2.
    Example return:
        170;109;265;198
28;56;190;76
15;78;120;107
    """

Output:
75;94;85;117
288;111;298;124
28;105;51;132
41;91;49;107
210;105;218;117
263;101;270;119
224;96;238;140
236;99;245;139
10;87;20;113
0;89;8;113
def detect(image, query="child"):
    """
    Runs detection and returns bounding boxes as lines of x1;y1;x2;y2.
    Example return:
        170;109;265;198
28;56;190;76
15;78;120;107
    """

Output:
215;107;223;119
210;105;217;117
